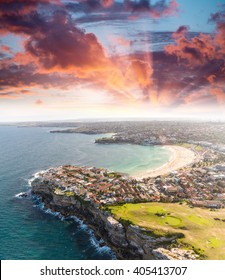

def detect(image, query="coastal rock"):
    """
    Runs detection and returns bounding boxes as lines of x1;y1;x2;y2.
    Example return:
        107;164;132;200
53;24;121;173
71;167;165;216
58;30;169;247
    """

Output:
15;191;29;198
152;247;198;260
31;175;185;260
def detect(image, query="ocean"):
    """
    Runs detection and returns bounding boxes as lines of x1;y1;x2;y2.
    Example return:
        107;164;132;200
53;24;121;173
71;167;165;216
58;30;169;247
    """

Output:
0;126;171;260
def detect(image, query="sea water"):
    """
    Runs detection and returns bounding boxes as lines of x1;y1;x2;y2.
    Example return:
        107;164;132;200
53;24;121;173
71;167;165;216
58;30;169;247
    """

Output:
0;126;171;259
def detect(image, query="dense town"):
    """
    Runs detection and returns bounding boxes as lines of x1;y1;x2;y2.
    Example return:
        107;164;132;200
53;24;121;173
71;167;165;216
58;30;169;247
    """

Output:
36;141;225;209
49;121;225;147
30;121;225;260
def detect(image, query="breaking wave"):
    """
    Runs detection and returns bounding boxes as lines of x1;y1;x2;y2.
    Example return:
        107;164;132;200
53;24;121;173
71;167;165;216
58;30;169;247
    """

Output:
33;195;116;259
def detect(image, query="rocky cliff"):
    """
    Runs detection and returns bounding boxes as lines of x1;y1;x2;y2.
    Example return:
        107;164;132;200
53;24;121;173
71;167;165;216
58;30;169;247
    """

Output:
31;177;197;260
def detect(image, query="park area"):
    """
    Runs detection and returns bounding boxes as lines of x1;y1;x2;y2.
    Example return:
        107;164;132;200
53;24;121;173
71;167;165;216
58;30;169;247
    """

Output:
108;202;225;259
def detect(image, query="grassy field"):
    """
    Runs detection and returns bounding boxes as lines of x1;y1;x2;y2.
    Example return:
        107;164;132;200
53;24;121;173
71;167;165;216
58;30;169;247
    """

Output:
108;202;225;259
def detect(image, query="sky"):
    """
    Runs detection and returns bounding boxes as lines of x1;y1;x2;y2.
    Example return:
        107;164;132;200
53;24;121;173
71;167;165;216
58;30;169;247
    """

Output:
0;0;225;121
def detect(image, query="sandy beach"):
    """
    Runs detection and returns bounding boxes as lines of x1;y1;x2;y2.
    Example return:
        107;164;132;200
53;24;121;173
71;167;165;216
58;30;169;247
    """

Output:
134;145;196;179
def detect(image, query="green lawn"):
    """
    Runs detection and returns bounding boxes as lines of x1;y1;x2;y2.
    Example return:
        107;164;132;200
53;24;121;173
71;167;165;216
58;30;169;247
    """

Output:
108;202;225;260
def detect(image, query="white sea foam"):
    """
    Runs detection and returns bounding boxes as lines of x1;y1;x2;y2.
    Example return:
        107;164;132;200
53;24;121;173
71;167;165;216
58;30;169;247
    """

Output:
44;208;65;221
15;189;31;198
28;171;40;186
28;168;50;186
33;199;116;258
89;231;116;258
15;192;26;198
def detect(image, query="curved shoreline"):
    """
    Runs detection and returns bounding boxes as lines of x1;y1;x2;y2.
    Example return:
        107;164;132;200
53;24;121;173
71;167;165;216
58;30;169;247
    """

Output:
134;145;196;179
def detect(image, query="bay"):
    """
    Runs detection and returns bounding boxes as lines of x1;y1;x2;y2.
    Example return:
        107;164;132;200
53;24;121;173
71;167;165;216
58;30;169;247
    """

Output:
0;126;171;259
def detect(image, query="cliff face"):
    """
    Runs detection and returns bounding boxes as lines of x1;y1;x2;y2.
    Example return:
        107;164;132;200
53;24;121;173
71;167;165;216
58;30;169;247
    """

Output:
31;177;195;260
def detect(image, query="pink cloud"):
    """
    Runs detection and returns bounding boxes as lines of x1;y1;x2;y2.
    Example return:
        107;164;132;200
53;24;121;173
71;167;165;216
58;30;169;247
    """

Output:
35;99;44;105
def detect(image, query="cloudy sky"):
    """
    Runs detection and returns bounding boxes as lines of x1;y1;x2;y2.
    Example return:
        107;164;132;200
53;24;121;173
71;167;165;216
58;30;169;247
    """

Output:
0;0;225;121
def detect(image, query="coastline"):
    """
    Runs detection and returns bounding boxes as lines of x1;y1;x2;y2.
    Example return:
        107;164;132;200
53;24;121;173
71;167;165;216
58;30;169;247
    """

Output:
31;176;189;260
30;165;201;260
134;145;196;179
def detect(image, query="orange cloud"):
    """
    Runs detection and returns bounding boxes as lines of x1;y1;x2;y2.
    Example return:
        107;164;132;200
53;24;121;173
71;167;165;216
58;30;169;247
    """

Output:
183;90;213;105
210;87;225;104
165;7;225;67
207;75;216;84
35;99;44;105
165;33;216;65
0;86;34;99
0;0;179;106
124;0;178;18
9;11;153;103
0;0;60;17
172;25;189;39
0;45;12;53
214;22;225;55
132;60;152;86
101;0;114;8
111;36;131;47
151;0;179;18
3;0;224;111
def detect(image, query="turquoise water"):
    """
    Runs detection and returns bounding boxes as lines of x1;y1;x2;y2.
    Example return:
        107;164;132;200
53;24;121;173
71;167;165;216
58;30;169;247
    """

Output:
0;126;171;259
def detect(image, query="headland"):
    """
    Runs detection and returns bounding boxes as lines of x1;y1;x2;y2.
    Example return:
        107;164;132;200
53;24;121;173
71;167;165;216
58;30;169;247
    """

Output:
31;165;195;260
26;120;225;260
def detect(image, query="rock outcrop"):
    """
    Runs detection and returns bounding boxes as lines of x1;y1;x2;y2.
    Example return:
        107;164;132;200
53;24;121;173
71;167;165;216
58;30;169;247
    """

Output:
31;176;197;260
152;247;198;260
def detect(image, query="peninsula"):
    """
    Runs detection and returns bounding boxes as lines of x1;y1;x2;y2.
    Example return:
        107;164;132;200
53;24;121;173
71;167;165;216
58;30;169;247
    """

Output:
31;165;196;260
29;120;225;260
31;144;225;259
